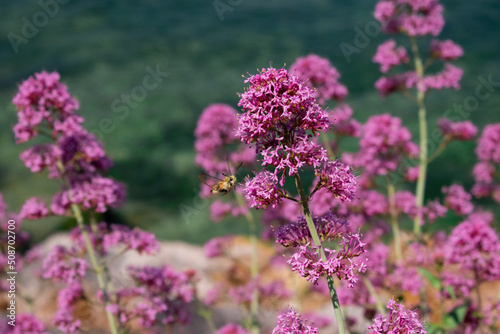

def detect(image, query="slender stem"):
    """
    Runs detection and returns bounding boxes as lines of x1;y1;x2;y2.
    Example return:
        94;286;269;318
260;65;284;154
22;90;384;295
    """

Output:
426;137;450;164
235;193;260;334
56;160;118;334
293;173;345;334
363;277;386;316
71;204;119;334
410;36;428;236
198;306;217;334
386;182;402;262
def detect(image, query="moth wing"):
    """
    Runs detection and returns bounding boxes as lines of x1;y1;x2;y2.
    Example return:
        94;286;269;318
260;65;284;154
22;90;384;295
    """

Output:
199;173;223;188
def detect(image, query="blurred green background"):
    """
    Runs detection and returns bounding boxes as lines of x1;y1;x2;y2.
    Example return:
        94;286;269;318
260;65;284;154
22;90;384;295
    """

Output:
1;0;499;244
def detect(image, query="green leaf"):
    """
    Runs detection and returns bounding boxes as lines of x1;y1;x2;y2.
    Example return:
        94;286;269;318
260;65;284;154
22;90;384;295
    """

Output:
443;303;469;329
445;285;456;299
426;324;446;334
418;267;442;290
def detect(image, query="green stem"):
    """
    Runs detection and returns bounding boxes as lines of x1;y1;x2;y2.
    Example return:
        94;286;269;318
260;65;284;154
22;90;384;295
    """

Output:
410;36;428;236
293;173;345;334
387;183;402;263
71;204;119;334
363;277;386;316
426;137;450;164
235;193;260;334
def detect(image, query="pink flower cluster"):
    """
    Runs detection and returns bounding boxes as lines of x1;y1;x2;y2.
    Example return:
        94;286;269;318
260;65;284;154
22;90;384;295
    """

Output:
12;71;80;143
374;0;444;36
195;103;255;175
42;245;88;284
243;170;285;209
442;184;474;216
0;313;48;334
275;212;348;247
373;39;409;73
107;265;196;328
472;124;500;202
13;71;125;214
368;298;426;333
444;212;500;282
373;1;463;98
288;233;367;287
272;307;319;334
237;67;329;183
430;39;464;61
313;159;358;202
290;54;348;105
437;118;477;141
344;113;418;176
216;324;250;334
53;282;83;333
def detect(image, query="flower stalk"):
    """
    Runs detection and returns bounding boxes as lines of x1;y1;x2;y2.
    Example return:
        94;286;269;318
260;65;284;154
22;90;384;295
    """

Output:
387;183;402;262
70;203;119;334
293;173;346;334
411;36;428;236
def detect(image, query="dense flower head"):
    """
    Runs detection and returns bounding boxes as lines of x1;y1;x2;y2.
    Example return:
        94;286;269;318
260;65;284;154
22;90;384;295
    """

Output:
373;39;409;73
275;212;348;247
476;123;500;163
442;184;474;215
344;114;418;175
406;165;420;182
12;71;80;143
430;39;464;61
195;103;255;174
272;307;319;334
20;197;50;220
127;265;196;326
472;161;495;183
13;71;125;215
103;224;160;255
288;233;367;287
290;54;348;105
216;324;250;334
42;245;88;284
313;159;358;202
444;211;500;281
1;313;49;334
51;176;125;215
53;282;84;334
243;170;285;209
374;0;444;37
20;144;61;176
375;71;418;97
422;63;463;91
237;67;330;183
53;311;81;334
423;199;447;223
437;118;477;141
368;297;426;333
